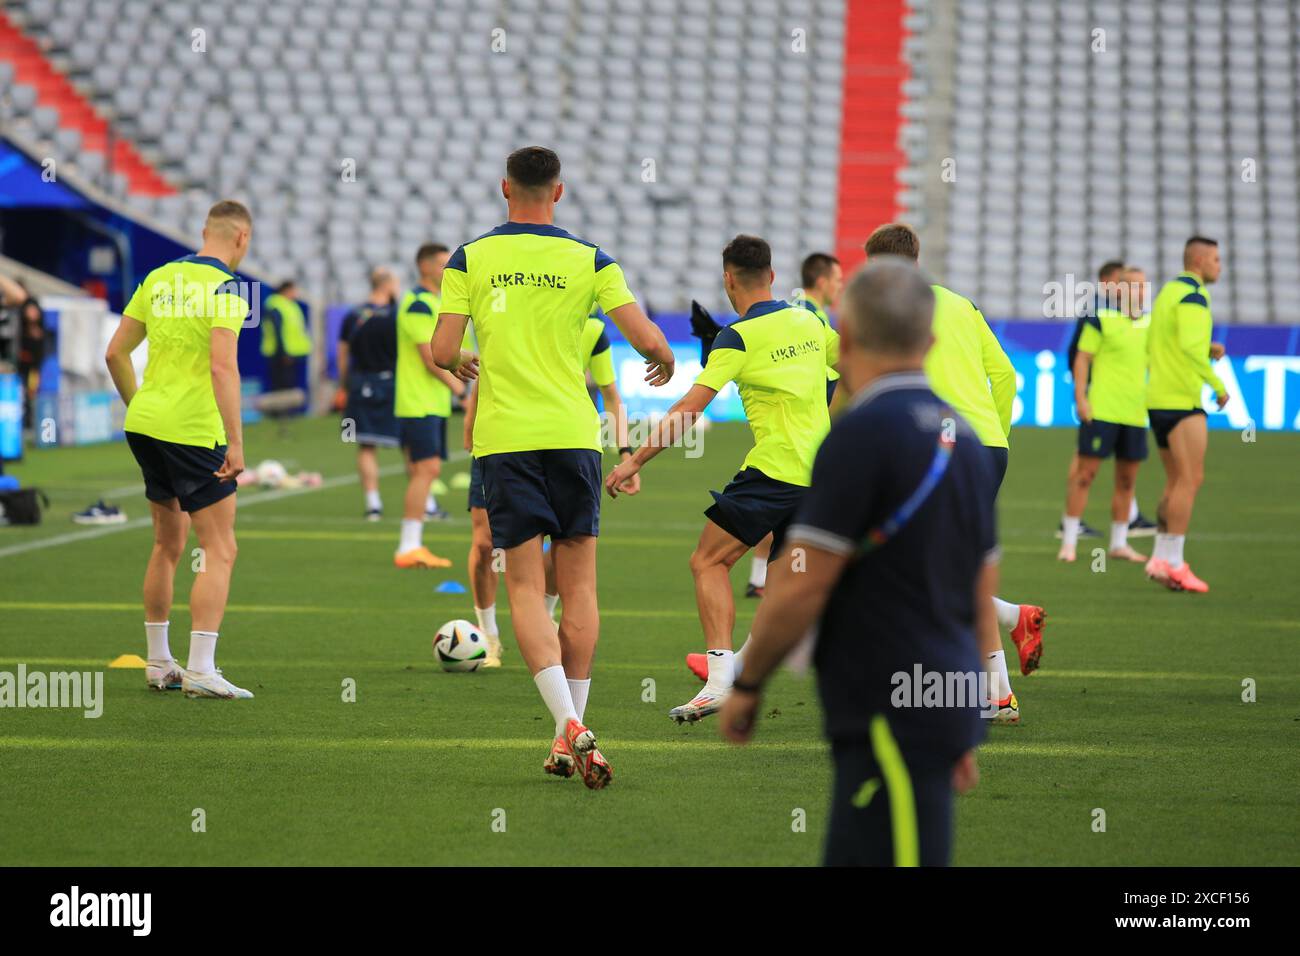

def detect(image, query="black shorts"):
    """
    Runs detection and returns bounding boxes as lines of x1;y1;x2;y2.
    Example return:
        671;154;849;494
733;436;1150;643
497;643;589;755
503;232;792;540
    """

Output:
984;446;1008;502
1149;408;1206;450
467;455;487;511
825;733;956;867
478;448;601;550
345;371;398;447
125;431;237;513
1077;419;1148;461
705;467;805;556
398;414;446;463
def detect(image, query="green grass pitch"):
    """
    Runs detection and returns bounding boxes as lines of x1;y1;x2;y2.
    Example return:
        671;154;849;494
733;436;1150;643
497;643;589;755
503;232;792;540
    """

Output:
0;416;1296;866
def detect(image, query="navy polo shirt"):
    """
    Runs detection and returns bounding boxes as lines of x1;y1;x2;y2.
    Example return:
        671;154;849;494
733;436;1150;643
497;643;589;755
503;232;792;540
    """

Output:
340;301;398;375
789;371;997;753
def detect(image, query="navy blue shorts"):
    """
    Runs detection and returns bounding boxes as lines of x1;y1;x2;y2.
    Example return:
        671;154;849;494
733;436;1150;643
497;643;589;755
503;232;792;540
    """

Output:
705;467;805;556
1078;419;1148;461
825;736;956;867
478;448;601;550
467;456;487;511
399;414;446;463
345;371;398;447
125;431;237;513
984;446;1008;501
1149;408;1205;450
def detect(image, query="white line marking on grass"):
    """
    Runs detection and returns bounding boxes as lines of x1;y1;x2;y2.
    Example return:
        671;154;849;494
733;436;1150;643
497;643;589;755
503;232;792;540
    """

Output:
0;454;468;561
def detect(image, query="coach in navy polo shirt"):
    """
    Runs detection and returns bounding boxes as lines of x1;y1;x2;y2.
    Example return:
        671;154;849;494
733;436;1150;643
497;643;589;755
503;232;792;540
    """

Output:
719;257;999;867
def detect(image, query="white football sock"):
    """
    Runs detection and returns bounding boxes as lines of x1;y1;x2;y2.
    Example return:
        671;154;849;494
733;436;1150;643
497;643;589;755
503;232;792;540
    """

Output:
533;665;578;737
145;621;171;661
992;597;1020;633
1154;533;1173;563
567;678;591;722
985;649;1012;703
188;630;218;674
397;518;422;554
425;493;437;514
733;634;752;679
544;593;560;618
1167;534;1185;569
1061;514;1081;549
1128;497;1140;522
474;604;497;636
365;489;381;511
748;556;768;588
1110;521;1129;551
704;648;734;694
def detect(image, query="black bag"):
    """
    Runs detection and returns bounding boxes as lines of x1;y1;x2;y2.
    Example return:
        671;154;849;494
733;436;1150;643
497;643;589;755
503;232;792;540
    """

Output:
0;489;48;525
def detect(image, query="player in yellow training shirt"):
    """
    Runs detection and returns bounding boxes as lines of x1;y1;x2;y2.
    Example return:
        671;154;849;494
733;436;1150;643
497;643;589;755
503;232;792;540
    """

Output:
432;147;675;789
104;200;255;700
863;223;1044;725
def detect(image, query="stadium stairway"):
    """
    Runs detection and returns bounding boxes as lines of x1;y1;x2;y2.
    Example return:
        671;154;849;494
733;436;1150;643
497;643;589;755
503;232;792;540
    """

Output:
834;0;909;272
0;11;173;197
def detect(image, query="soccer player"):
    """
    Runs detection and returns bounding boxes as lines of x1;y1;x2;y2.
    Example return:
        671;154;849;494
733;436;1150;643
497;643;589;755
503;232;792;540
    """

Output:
718;259;989;866
1059;261;1157;540
863;223;1041;723
338;265;399;520
605;234;837;723
261;280;311;394
1143;237;1229;592
464;306;640;667
432;146;674;789
393;243;464;569
103;200;255;699
1058;265;1151;563
739;251;845;602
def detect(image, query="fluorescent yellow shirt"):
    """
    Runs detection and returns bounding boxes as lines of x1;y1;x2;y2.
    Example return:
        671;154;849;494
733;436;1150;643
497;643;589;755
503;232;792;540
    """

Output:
581;314;616;387
440;222;636;456
694;299;836;487
797;296;840;382
122;254;250;447
395;287;449;418
1077;308;1150;427
924;284;1014;449
1146;273;1225;410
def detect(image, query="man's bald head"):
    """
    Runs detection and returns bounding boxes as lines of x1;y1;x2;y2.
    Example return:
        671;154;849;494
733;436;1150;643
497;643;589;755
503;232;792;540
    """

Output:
839;257;935;358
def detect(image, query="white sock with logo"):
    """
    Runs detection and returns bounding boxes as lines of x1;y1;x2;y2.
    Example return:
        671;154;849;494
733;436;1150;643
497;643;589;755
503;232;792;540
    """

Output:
748;556;767;588
567;679;591;723
475;604;497;637
1061;514;1081;549
365;489;381;511
985;649;1012;703
992;598;1020;633
533;665;578;737
1167;534;1186;569
704;649;735;694
145;621;171;662
188;631;218;674
1110;521;1129;551
397;518;422;554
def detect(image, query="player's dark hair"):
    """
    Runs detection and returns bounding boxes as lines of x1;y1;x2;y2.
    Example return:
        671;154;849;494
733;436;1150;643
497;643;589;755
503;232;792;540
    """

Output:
275;280;296;294
722;234;772;285
506;146;562;190
1098;260;1125;281
1185;235;1218;252
206;199;252;227
801;252;840;290
864;223;920;261
416;243;450;266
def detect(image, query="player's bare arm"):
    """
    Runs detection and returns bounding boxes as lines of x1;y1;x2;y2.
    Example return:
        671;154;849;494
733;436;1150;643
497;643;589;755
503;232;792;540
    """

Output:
418;342;467;400
1073;349;1094;423
605;301;675;385
599;382;639;495
717;542;849;744
210;327;244;481
431;312;479;381
604;383;715;498
104;314;147;406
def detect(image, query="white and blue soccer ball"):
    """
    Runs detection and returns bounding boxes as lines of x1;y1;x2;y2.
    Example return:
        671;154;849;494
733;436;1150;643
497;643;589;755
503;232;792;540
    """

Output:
434;619;488;672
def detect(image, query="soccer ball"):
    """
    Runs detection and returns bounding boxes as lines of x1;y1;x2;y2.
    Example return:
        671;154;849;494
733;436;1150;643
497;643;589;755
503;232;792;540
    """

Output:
255;459;288;487
434;619;489;672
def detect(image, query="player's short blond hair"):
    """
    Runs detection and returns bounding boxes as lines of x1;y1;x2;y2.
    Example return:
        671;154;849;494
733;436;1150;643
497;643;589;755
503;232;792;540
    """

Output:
205;200;252;238
864;222;921;261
